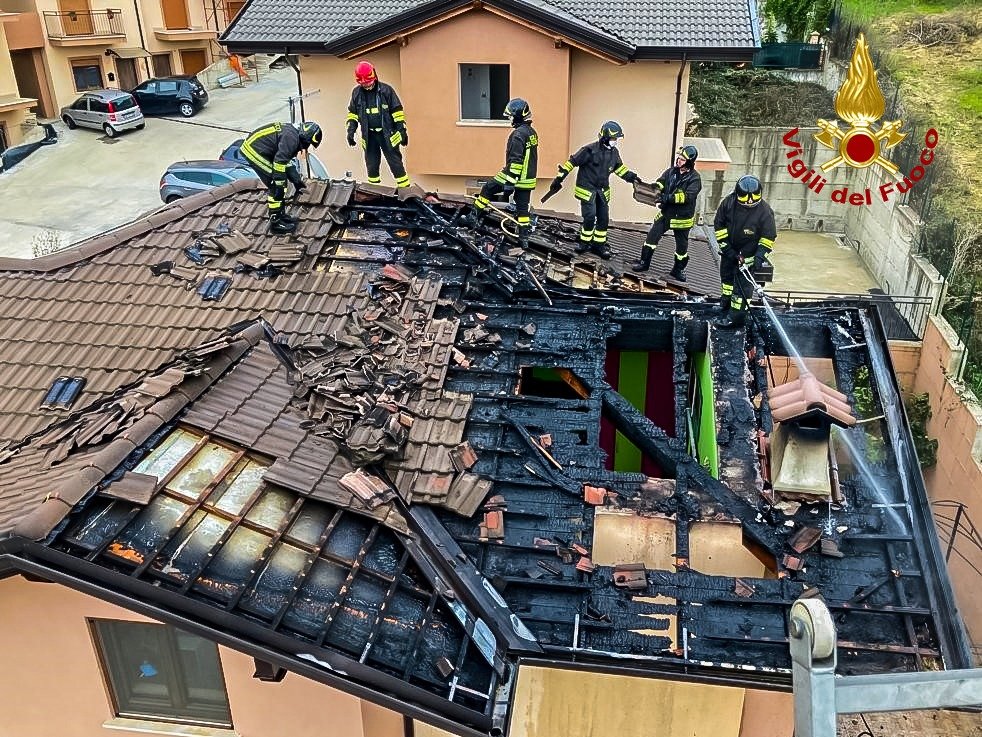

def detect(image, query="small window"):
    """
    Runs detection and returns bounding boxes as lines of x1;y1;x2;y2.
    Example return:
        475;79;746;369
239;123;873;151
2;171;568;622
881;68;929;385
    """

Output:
174;170;211;184
91;620;232;727
112;95;138;111
71;97;89;110
89;99;109;114
42;376;86;409
70;58;103;92
158;80;180;93
459;63;509;120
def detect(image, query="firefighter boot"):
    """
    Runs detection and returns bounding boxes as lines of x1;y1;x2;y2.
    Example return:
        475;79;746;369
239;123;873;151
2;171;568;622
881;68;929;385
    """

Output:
631;245;655;272
518;226;531;250
668;254;688;282
719;307;747;329
279;210;299;225
715;295;732;313
269;212;297;235
574;235;593;254
593;242;612;260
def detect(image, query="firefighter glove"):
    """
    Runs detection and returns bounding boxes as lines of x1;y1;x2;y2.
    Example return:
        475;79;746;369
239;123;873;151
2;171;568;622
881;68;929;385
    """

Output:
622;171;637;184
294;182;307;197
661;192;673;206
346;131;356;147
752;247;770;269
399;127;408;147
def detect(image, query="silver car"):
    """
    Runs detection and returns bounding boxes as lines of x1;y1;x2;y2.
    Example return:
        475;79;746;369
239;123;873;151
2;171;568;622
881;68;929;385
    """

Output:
60;90;145;138
159;160;260;203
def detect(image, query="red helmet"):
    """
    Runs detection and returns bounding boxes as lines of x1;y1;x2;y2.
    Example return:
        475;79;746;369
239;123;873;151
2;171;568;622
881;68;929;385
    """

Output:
354;61;376;87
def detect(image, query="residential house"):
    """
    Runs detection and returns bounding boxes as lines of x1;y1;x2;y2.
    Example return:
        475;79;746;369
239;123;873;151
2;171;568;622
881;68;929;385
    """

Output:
0;0;244;120
0;9;38;149
220;0;758;222
0;179;970;737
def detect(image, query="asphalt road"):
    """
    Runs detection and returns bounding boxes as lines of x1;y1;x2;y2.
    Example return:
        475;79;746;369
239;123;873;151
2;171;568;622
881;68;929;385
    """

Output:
0;65;299;259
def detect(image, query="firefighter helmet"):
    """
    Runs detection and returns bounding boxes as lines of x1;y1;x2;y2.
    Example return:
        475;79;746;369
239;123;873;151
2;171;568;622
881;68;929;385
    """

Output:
676;145;698;167
299;121;322;148
735;174;763;207
599;121;624;143
503;98;531;125
354;61;377;87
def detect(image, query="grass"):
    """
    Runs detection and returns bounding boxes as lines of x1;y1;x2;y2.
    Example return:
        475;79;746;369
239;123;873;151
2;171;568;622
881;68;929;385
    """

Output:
954;69;982;115
841;0;968;19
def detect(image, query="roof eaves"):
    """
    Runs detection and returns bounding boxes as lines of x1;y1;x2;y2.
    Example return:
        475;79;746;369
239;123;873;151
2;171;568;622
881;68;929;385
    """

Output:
0;179;263;274
632;44;759;62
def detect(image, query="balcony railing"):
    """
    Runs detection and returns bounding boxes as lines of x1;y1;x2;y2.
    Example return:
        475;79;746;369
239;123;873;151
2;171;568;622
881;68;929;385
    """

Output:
43;9;124;39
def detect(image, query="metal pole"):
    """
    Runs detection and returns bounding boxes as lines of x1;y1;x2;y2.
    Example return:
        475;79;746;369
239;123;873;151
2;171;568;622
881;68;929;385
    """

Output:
945;503;965;562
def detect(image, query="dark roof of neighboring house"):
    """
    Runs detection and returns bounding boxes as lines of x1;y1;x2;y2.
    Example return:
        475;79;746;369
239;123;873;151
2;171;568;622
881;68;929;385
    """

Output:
221;0;759;60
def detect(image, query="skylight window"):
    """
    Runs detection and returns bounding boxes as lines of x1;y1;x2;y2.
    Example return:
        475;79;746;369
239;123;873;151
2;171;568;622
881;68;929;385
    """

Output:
41;376;86;409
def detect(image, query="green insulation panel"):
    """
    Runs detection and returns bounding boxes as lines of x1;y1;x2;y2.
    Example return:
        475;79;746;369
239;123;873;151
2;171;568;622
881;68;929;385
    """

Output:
692;351;719;479
614;351;648;472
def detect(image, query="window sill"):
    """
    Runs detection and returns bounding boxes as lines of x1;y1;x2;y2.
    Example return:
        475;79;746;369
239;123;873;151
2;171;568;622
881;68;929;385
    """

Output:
102;717;239;737
455;119;511;128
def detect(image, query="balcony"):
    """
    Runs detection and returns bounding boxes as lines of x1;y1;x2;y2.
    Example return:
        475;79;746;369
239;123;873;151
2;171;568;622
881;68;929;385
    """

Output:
43;9;126;46
153;26;218;42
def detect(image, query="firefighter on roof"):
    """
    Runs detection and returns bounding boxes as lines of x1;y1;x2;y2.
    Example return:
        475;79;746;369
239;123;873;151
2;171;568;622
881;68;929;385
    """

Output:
240;120;323;234
462;98;538;249
632;145;702;281
545;121;639;259
346;61;411;188
714;174;777;329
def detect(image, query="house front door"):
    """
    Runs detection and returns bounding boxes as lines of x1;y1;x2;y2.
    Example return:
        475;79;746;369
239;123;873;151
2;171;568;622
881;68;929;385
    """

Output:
161;0;189;30
116;58;138;91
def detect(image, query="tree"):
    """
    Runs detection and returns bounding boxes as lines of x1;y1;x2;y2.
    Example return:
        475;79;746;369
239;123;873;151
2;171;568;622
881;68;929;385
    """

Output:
765;0;834;41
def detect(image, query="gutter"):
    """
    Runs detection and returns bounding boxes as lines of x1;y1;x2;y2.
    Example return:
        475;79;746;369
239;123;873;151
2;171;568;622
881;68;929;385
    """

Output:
670;52;687;159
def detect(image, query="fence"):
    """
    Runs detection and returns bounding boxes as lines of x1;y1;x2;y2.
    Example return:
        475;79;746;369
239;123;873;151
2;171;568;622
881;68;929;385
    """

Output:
753;42;824;69
765;291;934;341
42;10;125;39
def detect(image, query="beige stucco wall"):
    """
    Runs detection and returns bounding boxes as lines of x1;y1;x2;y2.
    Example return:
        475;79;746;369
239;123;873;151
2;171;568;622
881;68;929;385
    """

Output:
298;9;685;229
912;316;982;651
0;18;32;145
0;574;405;737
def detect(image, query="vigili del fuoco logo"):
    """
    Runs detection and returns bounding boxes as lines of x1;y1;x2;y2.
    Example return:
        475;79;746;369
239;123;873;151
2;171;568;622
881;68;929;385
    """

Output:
782;33;939;206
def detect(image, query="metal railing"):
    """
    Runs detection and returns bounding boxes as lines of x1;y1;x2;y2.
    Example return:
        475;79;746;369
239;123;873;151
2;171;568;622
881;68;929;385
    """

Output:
43;9;124;39
763;291;934;341
753;42;824;69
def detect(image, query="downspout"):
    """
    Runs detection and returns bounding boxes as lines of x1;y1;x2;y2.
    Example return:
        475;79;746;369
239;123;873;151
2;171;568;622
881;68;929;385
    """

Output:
132;0;151;79
670;52;687;160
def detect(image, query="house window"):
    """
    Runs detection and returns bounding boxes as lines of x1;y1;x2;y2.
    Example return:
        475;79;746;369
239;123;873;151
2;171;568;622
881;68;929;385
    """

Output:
152;52;173;77
91;620;233;727
70;58;103;92
459;63;509;121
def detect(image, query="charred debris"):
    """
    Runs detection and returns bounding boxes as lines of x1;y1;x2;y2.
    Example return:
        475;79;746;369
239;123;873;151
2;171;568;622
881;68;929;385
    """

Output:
4;183;970;736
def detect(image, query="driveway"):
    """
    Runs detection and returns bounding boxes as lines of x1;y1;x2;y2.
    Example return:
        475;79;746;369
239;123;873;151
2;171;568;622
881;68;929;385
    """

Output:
0;65;301;259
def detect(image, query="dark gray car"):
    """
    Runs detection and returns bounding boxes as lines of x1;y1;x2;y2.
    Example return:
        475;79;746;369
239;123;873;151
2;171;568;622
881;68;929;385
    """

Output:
159;160;259;203
60;90;144;138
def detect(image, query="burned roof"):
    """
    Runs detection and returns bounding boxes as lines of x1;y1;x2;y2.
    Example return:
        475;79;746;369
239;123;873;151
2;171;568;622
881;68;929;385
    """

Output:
220;0;759;60
0;179;971;736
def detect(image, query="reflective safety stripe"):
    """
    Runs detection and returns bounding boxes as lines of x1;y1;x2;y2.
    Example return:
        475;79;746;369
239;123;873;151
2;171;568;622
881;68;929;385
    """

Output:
494;172;516;185
715;228;728;239
603;188;611;202
675;252;688;261
391;110;406;123
580;228;595;238
367;176;382;183
674;191;685;203
614;164;628;176
267;197;282;211
509;163;523;173
395;175;411;188
759;237;775;249
366;107;380;113
721;283;734;296
515;178;536;190
273;161;288;173
573;186;593;201
669;217;695;229
593;230;608;243
474;196;490;211
241;145;272;174
360;138;367;149
390;132;402;146
560;160;574;173
346;112;358;122
517;215;531;225
643;242;657;249
732;297;747;310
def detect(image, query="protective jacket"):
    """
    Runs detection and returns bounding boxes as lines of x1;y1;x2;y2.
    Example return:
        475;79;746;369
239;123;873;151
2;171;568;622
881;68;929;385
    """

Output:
654;166;702;229
559;141;636;201
714;193;777;259
493;122;538;190
346;81;407;149
241;122;303;185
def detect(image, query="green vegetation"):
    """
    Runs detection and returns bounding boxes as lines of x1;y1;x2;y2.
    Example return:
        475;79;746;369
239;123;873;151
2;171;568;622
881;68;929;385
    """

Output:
841;0;967;20
904;393;939;468
765;0;835;40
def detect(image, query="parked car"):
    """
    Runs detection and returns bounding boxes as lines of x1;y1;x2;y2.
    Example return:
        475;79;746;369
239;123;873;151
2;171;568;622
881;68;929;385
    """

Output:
60;90;144;138
159;160;259;203
131;75;209;118
220;137;330;180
